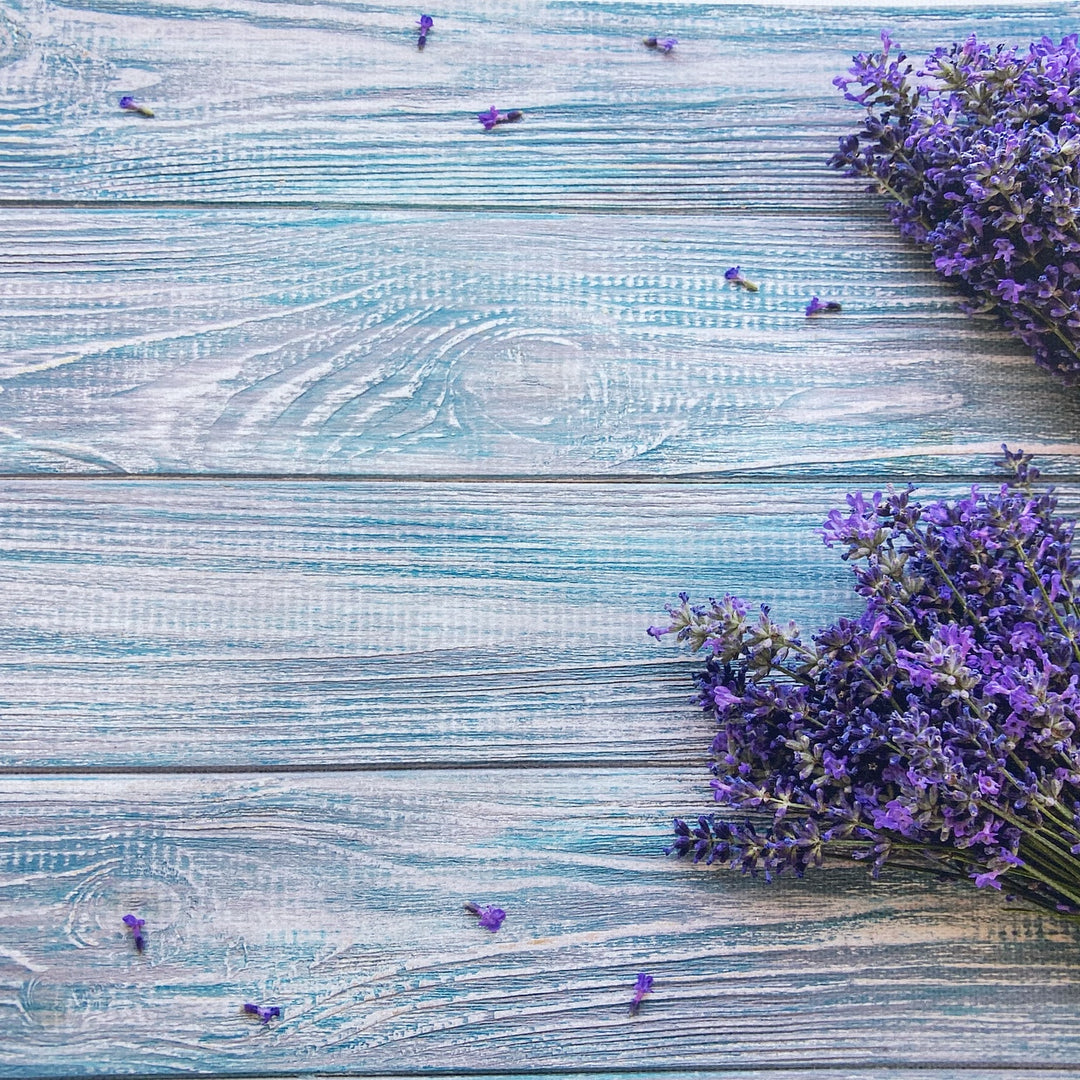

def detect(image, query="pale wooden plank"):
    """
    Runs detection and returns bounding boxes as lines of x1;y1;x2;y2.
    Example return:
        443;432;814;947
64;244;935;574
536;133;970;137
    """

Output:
1;479;1078;769
1;768;1079;1074
4;209;1080;477
0;0;1073;206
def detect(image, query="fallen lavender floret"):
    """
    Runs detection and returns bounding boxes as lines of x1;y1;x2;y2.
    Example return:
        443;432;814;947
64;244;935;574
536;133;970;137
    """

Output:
121;914;146;953
417;14;433;50
118;96;154;118
806;296;842;316
477;106;524;131
724;266;759;292
830;32;1080;379
643;37;677;54
464;900;506;931
243;1003;281;1024
652;448;1080;916
627;972;654;1015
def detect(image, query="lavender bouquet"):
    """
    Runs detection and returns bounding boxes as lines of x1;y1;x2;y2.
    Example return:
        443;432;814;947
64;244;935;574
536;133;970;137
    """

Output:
650;449;1080;914
829;33;1080;379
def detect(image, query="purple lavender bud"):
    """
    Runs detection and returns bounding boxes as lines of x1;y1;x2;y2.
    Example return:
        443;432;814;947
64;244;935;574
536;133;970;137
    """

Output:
724;266;759;292
118;96;154;118
643;37;676;53
417;13;433;49
464;900;506;931
805;296;842;316
243;1003;282;1024
121;913;146;953
477;106;500;130
628;972;654;1015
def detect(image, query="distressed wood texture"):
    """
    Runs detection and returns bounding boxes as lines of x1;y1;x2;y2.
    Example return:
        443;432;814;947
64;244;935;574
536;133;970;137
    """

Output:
5;208;1080;476
5;478;1080;772
0;0;1076;208
2;769;1080;1076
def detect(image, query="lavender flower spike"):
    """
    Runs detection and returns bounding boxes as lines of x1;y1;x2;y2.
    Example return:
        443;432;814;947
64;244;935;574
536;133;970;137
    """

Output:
464;900;506;931
417;14;433;50
118;96;154;118
121;914;146;953
805;296;842;316
724;266;759;292
243;1003;282;1024
643;37;678;53
628;972;654;1015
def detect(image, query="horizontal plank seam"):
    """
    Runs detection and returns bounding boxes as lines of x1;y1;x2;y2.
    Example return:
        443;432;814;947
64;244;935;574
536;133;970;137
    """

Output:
0;760;700;777
0;200;875;215
2;472;1078;485
19;1063;1080;1080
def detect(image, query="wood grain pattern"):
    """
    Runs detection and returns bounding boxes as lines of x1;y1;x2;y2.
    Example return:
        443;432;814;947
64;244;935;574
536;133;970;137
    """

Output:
2;768;1080;1074
4;209;1080;476
1;479;1078;771
0;0;1076;207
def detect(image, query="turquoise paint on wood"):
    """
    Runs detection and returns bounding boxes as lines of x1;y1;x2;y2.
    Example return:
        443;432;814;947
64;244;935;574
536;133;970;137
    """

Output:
3;0;1080;1074
2;209;1080;475
1;769;1079;1074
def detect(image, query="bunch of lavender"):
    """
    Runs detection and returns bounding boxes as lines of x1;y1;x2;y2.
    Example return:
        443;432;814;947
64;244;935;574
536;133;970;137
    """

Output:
829;33;1080;379
650;449;1080;914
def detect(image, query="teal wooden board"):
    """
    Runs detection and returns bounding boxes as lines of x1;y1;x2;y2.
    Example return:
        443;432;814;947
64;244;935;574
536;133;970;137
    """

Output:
3;209;1080;476
0;0;1076;207
1;478;1077;770
2;769;1080;1075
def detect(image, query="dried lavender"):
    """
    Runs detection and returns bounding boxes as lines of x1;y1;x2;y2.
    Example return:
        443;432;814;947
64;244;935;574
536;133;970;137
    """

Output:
830;33;1080;379
651;449;1080;915
627;972;654;1015
122;913;146;952
463;901;506;931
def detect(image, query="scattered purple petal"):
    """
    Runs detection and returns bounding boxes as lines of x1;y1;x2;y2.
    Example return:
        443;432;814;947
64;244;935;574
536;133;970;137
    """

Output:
121;914;146;953
417;14;433;49
805;296;842;316
628;972;654;1015
464;900;506;932
118;96;154;118
243;1003;282;1024
477;106;524;130
643;36;677;53
724;266;759;292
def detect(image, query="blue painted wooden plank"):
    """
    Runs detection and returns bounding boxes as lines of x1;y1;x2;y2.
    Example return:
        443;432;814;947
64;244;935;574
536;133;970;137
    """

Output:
0;478;1077;769
0;0;1074;206
1;768;1079;1075
3;210;1079;476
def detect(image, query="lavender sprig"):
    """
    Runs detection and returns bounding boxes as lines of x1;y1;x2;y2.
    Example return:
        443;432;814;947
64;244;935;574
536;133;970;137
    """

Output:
243;1003;281;1024
627;972;654;1015
830;32;1080;379
122;914;146;953
653;448;1080;915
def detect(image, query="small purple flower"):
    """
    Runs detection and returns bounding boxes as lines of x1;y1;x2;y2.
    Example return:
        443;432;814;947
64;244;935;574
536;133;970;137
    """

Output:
805;296;842;316
643;37;677;53
417;14;433;49
118;96;154;118
628;972;654;1015
243;1003;282;1024
724;266;759;292
121;914;146;953
464;900;506;931
477;106;524;131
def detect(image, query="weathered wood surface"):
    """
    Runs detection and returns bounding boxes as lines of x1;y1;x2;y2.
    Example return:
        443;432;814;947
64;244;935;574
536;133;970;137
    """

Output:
2;769;1080;1075
0;0;1076;209
4;479;1079;772
7;0;1080;1074
4;209;1080;476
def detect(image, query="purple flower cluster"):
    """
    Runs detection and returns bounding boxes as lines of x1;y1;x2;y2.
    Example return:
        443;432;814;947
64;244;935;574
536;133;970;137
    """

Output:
122;913;146;952
829;32;1080;379
463;900;506;931
477;106;524;131
651;448;1080;914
